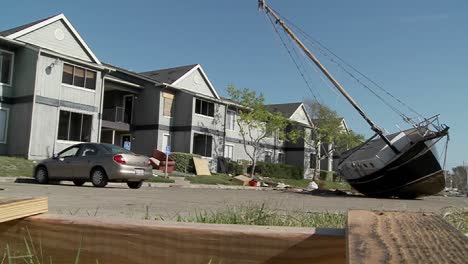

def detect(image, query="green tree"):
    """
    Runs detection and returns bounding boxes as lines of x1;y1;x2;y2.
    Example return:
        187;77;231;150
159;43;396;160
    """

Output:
304;100;364;180
227;85;301;177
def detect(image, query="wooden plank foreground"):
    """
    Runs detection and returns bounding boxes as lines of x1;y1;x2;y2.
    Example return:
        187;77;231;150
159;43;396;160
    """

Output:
0;197;48;223
0;214;345;264
347;210;468;264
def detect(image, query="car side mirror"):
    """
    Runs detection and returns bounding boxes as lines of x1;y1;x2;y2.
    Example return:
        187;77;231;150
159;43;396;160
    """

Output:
52;153;59;159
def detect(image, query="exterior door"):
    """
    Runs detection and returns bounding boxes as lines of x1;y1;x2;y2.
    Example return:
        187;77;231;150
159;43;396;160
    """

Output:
123;95;133;123
47;145;81;179
73;144;99;178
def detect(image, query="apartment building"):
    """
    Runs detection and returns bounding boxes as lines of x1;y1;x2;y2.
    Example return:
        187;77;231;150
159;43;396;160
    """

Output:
0;14;320;178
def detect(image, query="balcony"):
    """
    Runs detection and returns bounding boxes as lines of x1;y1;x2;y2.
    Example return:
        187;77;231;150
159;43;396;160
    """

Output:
101;107;131;131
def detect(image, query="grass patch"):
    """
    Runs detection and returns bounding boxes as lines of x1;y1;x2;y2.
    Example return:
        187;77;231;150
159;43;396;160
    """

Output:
176;203;345;228
185;174;237;185
268;178;312;188
320;180;352;191
442;207;468;234
146;176;175;183
0;156;35;177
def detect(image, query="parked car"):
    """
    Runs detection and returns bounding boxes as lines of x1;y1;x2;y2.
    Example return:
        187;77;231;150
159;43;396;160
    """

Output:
34;143;152;189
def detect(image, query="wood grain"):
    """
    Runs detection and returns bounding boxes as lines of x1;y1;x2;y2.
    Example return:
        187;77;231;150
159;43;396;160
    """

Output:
0;214;345;264
0;197;48;223
193;157;211;176
347;210;468;264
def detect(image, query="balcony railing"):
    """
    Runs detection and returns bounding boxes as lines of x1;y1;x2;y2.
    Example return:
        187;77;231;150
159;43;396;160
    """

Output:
103;107;129;123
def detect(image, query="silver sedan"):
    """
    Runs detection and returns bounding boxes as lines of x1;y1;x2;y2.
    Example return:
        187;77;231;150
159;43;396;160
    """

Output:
34;143;152;189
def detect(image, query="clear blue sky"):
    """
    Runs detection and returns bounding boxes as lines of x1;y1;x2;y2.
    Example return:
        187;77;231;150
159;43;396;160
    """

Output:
2;0;467;169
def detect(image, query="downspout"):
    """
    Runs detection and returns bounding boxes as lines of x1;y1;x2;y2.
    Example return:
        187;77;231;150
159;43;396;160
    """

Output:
222;103;228;158
26;46;41;159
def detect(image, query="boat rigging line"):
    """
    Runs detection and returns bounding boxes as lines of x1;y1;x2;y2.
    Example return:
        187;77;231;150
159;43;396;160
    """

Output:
259;0;400;154
268;6;424;123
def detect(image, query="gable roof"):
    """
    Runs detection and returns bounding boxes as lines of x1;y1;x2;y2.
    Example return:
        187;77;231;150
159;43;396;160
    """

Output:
141;64;220;99
267;102;303;118
0;14;101;64
140;64;198;84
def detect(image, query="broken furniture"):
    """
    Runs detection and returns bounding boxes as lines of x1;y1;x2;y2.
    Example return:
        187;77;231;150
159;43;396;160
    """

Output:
151;149;175;173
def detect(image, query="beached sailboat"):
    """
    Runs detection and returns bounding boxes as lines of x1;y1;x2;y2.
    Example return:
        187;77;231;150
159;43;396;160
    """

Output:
258;0;449;198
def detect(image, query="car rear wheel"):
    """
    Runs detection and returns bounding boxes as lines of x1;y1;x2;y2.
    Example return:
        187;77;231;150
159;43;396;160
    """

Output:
91;168;108;188
127;181;143;189
73;180;86;186
35;167;49;184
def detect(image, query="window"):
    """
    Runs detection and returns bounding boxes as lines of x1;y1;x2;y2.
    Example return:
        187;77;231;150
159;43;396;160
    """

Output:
226;110;236;130
58;146;80;158
0;108;9;143
225;144;234;159
264;151;272;163
195;99;214;117
277;152;285;163
193;133;212;157
310;154;317;169
78;144;99;157
0;50;14;85
162;92;174;117
57;110;92;142
62;63;96;90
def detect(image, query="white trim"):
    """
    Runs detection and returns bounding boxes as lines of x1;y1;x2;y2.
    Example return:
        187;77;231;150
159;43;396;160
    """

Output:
105;76;141;88
289;103;314;127
62;83;96;93
6;14;101;64
194;113;214;119
171;64;220;99
0;49;15;86
0;107;10;144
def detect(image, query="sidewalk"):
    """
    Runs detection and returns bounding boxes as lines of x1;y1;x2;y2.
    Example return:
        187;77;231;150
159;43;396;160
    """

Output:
0;176;276;191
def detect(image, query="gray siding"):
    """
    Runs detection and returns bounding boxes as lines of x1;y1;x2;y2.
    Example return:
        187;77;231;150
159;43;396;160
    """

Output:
16;20;94;62
175;69;216;98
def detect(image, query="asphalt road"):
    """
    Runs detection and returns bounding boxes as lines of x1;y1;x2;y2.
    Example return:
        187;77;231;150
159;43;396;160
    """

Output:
1;182;466;220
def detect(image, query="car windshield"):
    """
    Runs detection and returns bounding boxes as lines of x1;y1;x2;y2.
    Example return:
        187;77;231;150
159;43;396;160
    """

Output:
102;144;134;155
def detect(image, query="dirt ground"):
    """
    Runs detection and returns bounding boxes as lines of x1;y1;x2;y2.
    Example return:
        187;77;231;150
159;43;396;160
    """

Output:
1;182;466;220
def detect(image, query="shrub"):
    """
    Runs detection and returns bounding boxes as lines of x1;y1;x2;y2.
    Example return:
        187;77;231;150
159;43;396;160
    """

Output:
227;160;246;175
319;170;336;182
169;152;201;173
249;162;303;180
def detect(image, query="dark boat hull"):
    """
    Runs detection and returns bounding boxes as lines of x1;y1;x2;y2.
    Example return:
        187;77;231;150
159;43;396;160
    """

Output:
344;140;445;198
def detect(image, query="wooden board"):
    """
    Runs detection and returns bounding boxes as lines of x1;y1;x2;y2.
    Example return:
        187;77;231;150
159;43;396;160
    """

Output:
0;214;345;264
193;157;211;176
0;197;48;223
347;210;468;264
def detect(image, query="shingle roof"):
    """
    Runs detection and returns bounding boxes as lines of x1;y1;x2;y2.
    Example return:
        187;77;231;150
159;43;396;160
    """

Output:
267;102;303;117
140;64;198;84
0;14;58;37
102;62;161;84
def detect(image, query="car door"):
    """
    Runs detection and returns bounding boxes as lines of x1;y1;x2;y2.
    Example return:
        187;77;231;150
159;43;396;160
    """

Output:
73;144;99;179
47;145;81;179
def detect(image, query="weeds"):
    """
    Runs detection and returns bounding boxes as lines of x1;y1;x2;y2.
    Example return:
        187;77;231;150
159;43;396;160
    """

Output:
442;207;468;234
175;203;346;228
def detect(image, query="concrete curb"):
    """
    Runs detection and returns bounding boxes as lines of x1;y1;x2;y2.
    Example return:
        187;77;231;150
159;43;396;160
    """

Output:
0;177;281;191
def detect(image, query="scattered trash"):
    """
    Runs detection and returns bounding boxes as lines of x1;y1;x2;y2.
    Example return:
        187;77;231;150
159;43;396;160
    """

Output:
307;181;319;190
233;175;252;186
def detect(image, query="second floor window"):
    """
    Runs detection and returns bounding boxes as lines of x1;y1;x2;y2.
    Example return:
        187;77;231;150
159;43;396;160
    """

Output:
162;92;174;117
195;99;214;117
226;110;236;130
62;63;96;90
58;110;92;142
0;50;14;86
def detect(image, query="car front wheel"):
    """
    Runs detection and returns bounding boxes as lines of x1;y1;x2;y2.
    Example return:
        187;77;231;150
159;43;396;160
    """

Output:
35;167;49;184
127;181;143;189
91;168;108;188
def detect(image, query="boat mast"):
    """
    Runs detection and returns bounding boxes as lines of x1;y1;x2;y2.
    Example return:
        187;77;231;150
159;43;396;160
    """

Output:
258;0;399;153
